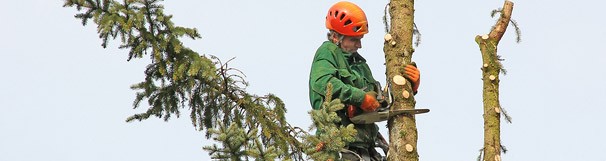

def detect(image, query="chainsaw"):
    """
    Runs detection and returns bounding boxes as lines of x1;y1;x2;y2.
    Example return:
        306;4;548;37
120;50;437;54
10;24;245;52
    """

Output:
349;81;429;124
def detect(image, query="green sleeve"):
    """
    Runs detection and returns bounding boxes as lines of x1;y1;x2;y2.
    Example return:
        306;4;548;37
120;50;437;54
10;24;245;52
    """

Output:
310;51;365;109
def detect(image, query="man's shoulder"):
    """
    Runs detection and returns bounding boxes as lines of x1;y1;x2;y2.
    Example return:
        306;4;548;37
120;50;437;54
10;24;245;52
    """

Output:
317;41;338;51
314;41;339;59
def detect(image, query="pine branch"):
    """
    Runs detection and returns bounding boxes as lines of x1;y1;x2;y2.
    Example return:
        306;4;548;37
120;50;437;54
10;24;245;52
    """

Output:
490;8;502;18
303;83;357;161
383;2;390;33
477;148;484;161
64;0;305;160
500;106;512;123
413;23;422;47
510;19;522;43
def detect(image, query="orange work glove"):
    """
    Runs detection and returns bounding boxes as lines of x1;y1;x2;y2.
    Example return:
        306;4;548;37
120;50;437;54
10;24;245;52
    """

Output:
347;105;357;118
360;93;380;112
404;64;421;92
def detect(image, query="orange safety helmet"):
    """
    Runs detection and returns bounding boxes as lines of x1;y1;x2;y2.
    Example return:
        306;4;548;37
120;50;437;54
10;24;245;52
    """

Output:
325;1;369;36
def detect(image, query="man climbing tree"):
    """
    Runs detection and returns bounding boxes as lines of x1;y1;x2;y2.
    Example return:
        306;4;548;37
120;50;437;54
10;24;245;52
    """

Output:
64;0;428;160
308;1;421;160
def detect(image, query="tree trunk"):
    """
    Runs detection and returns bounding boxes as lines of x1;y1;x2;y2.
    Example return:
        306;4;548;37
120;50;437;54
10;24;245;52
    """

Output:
383;0;419;161
475;1;514;161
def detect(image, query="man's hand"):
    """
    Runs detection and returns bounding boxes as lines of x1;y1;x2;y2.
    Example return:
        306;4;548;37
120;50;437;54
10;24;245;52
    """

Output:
348;92;380;118
360;92;380;112
404;64;420;92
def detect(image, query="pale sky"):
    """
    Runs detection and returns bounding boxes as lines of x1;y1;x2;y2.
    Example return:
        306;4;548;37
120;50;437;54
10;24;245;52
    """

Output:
2;0;605;161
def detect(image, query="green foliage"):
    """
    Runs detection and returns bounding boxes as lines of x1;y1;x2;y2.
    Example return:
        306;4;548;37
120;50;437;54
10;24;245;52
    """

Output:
203;122;289;161
476;144;509;161
509;19;522;43
64;0;305;160
302;84;357;161
203;123;250;161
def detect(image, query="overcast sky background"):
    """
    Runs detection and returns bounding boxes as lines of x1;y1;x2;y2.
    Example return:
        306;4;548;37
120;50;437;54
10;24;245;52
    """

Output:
2;0;605;161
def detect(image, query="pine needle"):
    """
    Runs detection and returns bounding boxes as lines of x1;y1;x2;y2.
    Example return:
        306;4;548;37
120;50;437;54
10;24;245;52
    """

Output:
500;106;512;123
383;3;390;33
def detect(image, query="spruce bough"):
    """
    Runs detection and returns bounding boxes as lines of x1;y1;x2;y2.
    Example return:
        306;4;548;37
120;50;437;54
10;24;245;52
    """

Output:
64;0;305;160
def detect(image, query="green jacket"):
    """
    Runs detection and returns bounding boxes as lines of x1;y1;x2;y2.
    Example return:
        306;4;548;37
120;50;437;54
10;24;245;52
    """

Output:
309;41;379;148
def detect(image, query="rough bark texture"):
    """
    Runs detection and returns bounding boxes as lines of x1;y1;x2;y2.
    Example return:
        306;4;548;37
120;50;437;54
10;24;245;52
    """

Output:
475;1;514;161
383;0;419;161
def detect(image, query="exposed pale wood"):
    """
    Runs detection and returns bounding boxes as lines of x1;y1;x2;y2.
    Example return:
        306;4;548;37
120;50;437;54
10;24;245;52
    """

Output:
385;34;393;42
403;90;410;99
405;144;414;152
393;75;407;85
489;1;515;41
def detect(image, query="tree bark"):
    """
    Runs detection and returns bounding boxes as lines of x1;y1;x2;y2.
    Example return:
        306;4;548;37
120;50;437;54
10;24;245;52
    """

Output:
474;1;514;161
383;0;419;160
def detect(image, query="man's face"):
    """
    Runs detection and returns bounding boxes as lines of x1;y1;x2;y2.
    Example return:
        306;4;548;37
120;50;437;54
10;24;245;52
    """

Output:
340;35;363;53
